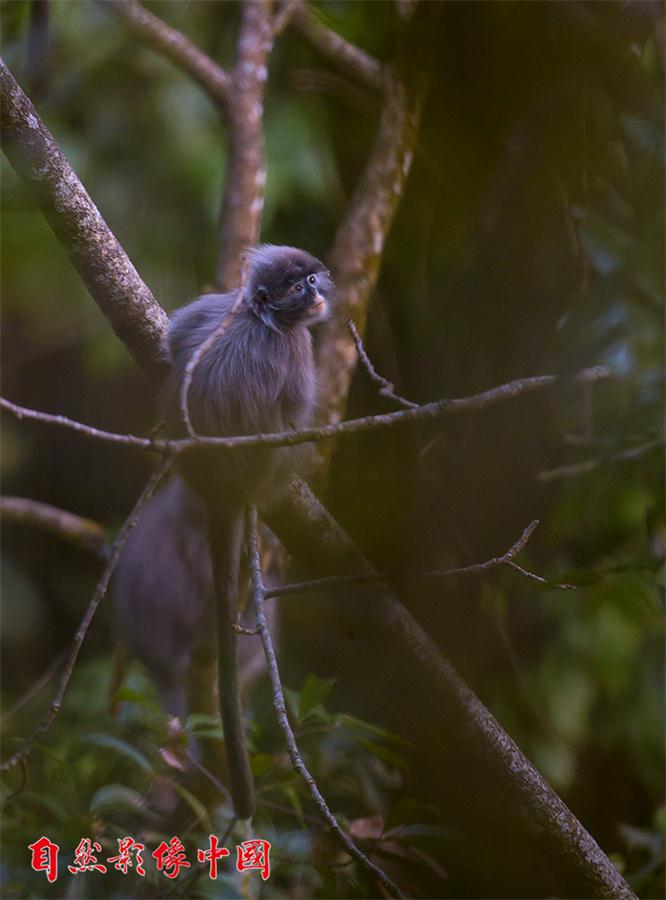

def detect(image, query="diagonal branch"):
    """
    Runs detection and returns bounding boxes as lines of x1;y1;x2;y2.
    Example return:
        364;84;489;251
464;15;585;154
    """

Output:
347;317;417;409
317;5;437;435
105;0;232;109
246;506;406;900
0;58;169;380
264;479;636;900
290;2;384;94
0;497;108;558
0;454;173;775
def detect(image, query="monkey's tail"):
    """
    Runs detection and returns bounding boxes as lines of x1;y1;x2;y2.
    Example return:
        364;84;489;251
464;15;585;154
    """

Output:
208;507;255;820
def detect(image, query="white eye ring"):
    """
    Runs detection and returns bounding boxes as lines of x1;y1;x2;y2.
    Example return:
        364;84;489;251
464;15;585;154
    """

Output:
308;274;317;286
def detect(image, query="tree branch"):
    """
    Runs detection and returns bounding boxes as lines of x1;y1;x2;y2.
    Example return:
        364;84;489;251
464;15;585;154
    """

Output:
317;9;436;435
0;496;108;558
536;436;664;482
347;317;417;409
265;520;575;597
0;366;613;455
290;2;384;94
1;455;173;774
0;58;169;380
216;0;274;288
246;506;407;900
264;479;636;900
105;0;232;108
4;33;634;898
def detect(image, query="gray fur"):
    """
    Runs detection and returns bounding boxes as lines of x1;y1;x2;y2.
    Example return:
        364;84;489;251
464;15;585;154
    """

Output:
113;476;210;718
163;245;330;503
112;246;331;817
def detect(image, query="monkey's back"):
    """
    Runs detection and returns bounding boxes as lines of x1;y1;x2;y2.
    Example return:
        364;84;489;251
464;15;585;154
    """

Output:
165;292;316;505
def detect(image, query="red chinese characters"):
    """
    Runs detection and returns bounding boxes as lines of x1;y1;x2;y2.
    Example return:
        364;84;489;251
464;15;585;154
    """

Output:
236;839;271;881
28;836;60;884
197;834;230;879
153;836;191;879
107;837;146;876
28;833;272;883
68;838;107;874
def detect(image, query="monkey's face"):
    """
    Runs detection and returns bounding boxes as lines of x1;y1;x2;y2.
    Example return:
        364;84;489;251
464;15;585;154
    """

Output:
247;244;333;332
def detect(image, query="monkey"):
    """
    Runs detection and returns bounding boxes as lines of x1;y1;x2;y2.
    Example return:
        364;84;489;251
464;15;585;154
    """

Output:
142;245;331;820
112;475;211;722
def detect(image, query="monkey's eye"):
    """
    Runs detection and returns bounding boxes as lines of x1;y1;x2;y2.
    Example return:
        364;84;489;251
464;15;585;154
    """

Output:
294;283;304;293
307;273;317;286
256;288;268;302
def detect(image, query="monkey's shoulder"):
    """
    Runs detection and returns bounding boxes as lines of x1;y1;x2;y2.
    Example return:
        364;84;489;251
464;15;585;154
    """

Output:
168;292;238;361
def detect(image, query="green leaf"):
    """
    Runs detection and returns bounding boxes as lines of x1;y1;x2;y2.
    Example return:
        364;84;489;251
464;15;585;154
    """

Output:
74;732;153;774
360;740;408;773
89;784;149;817
299;674;336;720
186;713;221;731
112;685;156;707
252;753;277;778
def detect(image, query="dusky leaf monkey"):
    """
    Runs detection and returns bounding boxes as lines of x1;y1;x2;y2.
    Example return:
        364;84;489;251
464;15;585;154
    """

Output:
114;245;332;819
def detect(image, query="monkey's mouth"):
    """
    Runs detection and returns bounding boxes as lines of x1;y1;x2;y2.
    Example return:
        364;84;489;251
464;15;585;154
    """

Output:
308;295;328;318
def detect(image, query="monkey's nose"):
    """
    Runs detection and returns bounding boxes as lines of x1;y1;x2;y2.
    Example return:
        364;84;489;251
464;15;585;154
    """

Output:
311;293;327;313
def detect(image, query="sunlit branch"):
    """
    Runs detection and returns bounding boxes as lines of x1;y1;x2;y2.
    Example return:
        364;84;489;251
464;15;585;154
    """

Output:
272;0;300;36
216;0;273;288
246;506;407;900
291;2;384;93
106;0;232;109
318;56;431;434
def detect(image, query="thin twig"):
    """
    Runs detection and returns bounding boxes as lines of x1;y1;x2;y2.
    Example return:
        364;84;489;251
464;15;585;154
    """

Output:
105;0;232;109
505;561;573;590
0;652;67;726
0;366;613;456
185;749;232;805
247;508;406;899
291;2;384;94
266;520;575;597
0;496;108;558
347;318;418;409
232;623;259;637
536;437;664;483
0;455;173;774
178;288;244;436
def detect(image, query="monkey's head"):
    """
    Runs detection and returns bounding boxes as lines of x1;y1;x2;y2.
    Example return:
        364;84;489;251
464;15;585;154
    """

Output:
245;244;332;333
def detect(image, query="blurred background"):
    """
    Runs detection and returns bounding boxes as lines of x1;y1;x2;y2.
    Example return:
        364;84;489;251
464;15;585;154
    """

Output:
1;1;664;897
